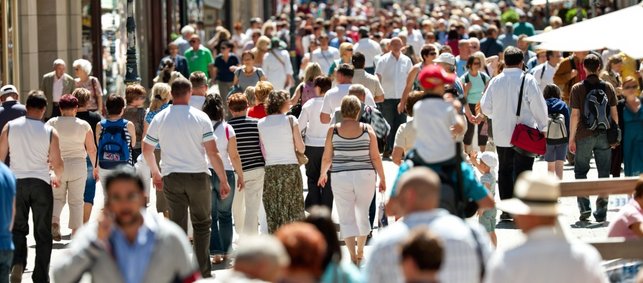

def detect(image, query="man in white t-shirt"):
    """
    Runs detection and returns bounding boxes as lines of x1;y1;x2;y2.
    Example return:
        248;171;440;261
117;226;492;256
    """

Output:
400;19;424;59
320;64;376;124
353;27;382;74
188;71;208;110
310;33;340;76
531;50;562;93
375;37;413;157
142;78;231;279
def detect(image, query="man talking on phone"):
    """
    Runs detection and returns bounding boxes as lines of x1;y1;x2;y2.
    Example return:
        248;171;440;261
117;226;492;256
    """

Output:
53;167;201;283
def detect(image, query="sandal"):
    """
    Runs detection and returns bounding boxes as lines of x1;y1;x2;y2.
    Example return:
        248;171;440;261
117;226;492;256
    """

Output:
211;254;224;265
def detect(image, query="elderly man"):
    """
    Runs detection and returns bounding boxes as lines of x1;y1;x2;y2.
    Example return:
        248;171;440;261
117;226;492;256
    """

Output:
40;59;75;119
365;167;492;283
485;171;608;283
184;35;214;79
174;25;195;55
376;37;413;159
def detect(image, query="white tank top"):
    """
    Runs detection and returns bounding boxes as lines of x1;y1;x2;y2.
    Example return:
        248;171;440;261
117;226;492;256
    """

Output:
8;117;52;183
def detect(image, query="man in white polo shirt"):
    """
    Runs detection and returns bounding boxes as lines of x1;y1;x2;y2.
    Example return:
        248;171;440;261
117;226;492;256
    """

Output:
142;78;230;278
375;37;413;158
531;50;562;93
319;64;376;124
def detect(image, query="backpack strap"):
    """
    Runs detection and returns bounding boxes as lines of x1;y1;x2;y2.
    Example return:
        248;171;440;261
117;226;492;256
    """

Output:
225;124;230;140
540;64;546;80
213;121;223;132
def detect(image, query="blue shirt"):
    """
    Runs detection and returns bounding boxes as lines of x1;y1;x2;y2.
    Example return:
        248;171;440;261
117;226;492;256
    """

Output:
213;54;240;83
109;212;157;283
456;57;468;77
0;162;15;250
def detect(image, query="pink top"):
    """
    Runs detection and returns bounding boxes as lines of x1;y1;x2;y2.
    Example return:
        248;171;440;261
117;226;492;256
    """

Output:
607;199;643;240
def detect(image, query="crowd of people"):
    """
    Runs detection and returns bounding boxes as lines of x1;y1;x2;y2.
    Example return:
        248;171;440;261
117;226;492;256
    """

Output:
0;1;643;282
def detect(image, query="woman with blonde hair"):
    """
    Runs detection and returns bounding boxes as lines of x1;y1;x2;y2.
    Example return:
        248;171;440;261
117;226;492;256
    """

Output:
328;42;354;79
258;90;306;233
144;83;172;217
291;63;323;108
319;95;386;265
252;36;271;67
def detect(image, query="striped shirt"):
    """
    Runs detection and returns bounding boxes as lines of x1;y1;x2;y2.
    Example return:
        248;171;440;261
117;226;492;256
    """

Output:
227;116;265;171
330;124;374;173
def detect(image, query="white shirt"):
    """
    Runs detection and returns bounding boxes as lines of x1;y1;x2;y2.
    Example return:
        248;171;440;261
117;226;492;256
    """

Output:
320;84;376;117
375;52;413;99
365;210;493;283
485;227;608;283
262;49;294;91
480;68;549;147
143;105;216;176
354;38;383;69
52;74;64;102
413;97;459;163
401;29;424;58
189;96;206;110
257;114;298;166
8;117;53;183
212;121;236;171
531;62;557;93
298;97;330;147
310;47;340;76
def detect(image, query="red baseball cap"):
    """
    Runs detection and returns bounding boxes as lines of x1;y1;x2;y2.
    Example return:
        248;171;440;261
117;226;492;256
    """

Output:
418;65;456;90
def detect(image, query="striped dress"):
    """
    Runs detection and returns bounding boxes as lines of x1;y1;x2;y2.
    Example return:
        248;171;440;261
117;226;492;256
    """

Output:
331;124;374;173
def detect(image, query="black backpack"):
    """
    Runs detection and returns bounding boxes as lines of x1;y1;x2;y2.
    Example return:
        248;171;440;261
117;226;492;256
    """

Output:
582;81;611;132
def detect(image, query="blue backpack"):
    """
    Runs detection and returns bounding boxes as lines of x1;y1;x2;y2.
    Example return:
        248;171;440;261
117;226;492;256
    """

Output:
97;119;131;169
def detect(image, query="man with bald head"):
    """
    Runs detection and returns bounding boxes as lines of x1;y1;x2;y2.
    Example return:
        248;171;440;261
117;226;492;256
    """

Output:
375;37;413;159
365;167;492;283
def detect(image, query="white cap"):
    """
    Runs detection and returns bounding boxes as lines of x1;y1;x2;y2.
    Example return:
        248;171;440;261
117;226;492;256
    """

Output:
0;85;18;97
434;53;456;66
478;151;498;168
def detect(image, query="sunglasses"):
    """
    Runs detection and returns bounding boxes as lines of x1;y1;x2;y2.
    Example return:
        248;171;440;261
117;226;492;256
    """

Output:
473;62;481;66
346;49;353;51
190;40;198;43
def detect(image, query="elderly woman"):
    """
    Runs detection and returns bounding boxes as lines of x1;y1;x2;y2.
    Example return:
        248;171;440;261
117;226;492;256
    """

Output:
328;42;354;80
299;76;333;211
233;51;267;93
257;90;306;233
248;81;274;119
46;94;98;239
73;59;103;114
202;94;245;264
318;95;386;265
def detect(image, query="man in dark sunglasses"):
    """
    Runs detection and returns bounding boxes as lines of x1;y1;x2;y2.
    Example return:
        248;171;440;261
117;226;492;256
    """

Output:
53;167;202;283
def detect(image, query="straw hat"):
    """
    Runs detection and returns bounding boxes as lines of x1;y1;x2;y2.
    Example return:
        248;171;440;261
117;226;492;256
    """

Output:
496;171;560;216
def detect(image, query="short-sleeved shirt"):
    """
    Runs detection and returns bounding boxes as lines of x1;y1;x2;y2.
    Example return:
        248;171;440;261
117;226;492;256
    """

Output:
234;68;265;91
375;53;413;99
320;84;376;116
0;162;15;250
76;111;102;144
214;54;239;83
248;104;267;119
413;96;458;163
569;75;618;141
480;173;496;196
185;48;214;78
607;200;643;240
393;119;417;152
257;114;298;166
143;105;215;176
75;76;103;111
212;121;236;171
227;116;265;171
461;72;489;104
46;117;91;160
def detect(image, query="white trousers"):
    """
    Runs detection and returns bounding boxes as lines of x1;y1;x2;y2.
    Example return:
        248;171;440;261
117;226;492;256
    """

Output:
53;158;87;229
237;168;269;235
331;170;376;239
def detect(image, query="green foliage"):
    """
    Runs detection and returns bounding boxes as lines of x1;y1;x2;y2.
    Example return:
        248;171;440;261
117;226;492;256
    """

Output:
501;9;520;24
565;8;588;24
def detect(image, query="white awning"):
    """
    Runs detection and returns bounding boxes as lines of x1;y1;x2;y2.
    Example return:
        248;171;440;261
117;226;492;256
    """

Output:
526;4;643;59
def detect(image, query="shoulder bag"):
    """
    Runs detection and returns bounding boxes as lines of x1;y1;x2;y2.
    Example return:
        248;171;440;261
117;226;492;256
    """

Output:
510;74;546;157
288;115;308;165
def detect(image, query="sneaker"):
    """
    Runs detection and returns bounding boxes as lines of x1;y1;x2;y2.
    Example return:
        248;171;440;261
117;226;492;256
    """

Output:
52;223;62;242
593;211;606;223
579;211;591;222
10;264;23;283
500;212;512;221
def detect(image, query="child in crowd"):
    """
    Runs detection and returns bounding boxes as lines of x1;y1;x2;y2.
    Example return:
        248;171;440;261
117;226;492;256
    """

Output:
469;150;499;246
122;85;147;162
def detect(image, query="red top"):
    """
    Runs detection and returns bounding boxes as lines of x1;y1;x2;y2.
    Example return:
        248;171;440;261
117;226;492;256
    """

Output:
576;60;587;81
248;104;267;119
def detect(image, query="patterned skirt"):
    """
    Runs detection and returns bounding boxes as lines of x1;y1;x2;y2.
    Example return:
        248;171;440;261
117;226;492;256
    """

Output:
263;164;305;233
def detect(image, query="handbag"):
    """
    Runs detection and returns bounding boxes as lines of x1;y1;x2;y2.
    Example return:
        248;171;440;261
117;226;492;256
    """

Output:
287;83;304;118
288;115;308;165
510;74;546;157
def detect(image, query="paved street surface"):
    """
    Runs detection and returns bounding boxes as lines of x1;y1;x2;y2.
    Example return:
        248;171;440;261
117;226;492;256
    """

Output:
17;158;627;282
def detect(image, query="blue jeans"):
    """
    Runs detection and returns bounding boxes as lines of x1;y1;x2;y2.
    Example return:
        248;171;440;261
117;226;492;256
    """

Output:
0;250;11;283
574;133;611;220
83;157;97;204
209;170;236;255
379;99;407;152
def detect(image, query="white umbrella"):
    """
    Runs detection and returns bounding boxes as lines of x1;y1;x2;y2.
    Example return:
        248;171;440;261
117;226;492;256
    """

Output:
526;4;643;59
